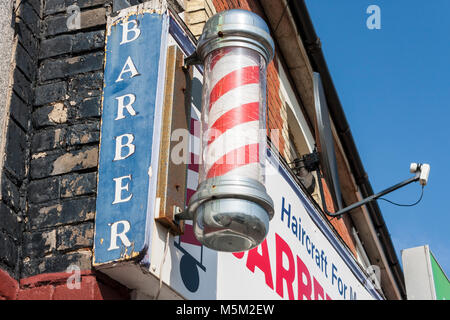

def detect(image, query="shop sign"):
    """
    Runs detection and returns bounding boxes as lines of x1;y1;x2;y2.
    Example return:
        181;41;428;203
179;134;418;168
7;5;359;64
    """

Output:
160;149;382;300
93;5;168;266
92;5;383;300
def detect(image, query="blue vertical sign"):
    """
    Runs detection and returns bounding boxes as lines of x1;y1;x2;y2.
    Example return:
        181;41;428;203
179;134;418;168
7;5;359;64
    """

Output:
93;8;168;266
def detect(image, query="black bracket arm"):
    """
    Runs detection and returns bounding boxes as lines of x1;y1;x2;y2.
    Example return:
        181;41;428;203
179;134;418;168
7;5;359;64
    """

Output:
316;169;420;218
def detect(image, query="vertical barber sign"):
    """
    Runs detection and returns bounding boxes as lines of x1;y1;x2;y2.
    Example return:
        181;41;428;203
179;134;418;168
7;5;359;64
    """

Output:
93;5;168;265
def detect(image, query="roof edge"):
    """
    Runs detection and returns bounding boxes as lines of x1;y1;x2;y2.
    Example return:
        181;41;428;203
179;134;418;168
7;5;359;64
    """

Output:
288;0;406;299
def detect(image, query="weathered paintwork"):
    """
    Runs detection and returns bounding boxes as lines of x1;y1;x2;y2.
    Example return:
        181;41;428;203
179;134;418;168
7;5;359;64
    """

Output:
93;5;168;266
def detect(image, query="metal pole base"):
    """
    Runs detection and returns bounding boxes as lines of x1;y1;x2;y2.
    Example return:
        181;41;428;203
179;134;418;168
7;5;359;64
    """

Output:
187;176;274;252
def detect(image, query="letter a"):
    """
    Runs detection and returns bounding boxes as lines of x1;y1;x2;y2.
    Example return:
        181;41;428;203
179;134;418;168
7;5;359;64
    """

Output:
366;5;381;30
66;264;81;289
116;56;140;82
170;128;189;165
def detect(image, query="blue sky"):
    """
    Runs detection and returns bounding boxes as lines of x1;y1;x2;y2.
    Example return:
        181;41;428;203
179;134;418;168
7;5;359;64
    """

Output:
305;0;450;276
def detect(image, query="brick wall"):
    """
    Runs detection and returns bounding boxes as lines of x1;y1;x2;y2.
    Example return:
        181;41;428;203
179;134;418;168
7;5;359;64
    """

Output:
184;0;216;38
0;0;129;299
25;0;106;280
0;268;129;300
0;0;41;281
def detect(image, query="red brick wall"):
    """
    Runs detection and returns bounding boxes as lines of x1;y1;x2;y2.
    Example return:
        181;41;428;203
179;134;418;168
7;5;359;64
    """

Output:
267;60;286;157
212;0;357;257
0;269;129;300
320;178;357;256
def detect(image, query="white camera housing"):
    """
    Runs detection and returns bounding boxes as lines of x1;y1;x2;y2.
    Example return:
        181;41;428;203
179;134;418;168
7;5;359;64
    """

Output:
410;163;430;186
410;163;418;173
419;164;430;186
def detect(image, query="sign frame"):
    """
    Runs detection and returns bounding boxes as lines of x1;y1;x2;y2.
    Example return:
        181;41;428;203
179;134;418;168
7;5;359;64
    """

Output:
93;2;169;267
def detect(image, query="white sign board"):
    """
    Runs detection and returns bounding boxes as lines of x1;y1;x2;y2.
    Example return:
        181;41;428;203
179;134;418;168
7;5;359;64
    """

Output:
150;145;381;300
215;157;377;300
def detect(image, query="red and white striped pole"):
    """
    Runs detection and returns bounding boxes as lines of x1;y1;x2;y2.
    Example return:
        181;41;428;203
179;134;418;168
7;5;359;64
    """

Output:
203;47;262;182
185;9;274;252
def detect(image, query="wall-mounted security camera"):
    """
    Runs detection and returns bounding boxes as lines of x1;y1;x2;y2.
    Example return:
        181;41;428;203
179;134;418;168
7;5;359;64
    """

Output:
314;161;431;218
410;163;431;186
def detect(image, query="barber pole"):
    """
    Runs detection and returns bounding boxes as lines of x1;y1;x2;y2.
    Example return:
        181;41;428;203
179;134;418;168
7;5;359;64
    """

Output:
180;9;276;253
203;47;262;182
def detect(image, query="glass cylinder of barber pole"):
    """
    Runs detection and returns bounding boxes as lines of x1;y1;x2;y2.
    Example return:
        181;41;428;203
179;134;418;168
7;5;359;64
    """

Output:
187;9;275;252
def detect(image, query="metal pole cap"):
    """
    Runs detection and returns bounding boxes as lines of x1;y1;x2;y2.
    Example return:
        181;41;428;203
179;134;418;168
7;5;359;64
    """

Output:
195;9;275;63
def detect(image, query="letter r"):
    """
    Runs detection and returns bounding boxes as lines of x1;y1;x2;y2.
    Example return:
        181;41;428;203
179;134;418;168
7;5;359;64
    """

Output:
108;220;132;251
115;94;137;120
275;233;295;300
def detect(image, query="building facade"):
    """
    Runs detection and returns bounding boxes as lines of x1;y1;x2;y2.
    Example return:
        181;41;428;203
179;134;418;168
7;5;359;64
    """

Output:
0;0;405;299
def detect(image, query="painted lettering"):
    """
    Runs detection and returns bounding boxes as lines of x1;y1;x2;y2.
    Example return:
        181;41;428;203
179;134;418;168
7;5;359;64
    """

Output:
115;93;137;120
246;239;274;290
275;233;295;300
313;277;324;300
170;128;190;165
281;197;291;226
112;175;133;204
108;220;132;250
116;56;140;82
305;235;311;254
332;263;338;286
366;5;381;30
297;255;312;300
120;19;141;44
291;215;297;237
114;133;136;161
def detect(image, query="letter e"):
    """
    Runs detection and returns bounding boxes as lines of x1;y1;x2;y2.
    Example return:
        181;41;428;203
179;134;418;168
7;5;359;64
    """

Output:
112;175;133;204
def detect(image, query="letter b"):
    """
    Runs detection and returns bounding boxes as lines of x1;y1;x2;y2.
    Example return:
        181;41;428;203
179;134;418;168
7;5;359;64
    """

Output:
120;20;141;45
114;133;135;161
